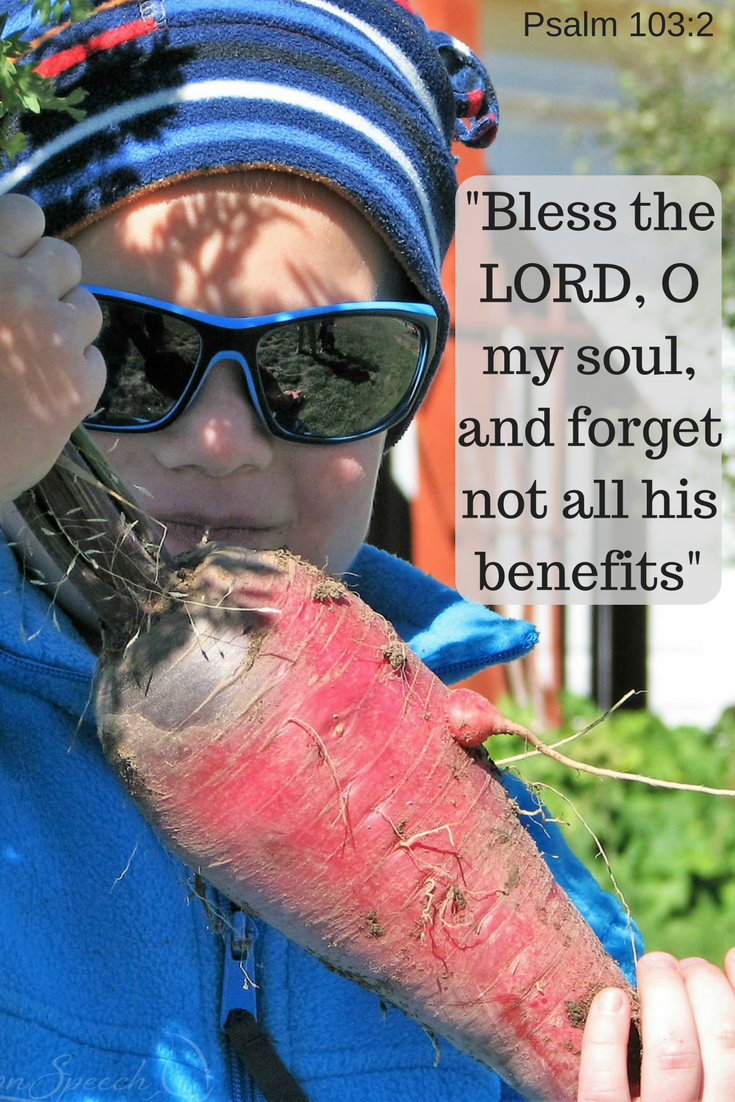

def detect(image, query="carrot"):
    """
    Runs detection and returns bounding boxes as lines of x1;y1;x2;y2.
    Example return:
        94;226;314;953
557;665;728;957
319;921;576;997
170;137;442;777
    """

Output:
15;432;639;1102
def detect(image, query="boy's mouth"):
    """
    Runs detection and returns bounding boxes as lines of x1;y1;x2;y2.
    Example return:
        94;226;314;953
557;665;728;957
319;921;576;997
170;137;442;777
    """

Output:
160;517;286;555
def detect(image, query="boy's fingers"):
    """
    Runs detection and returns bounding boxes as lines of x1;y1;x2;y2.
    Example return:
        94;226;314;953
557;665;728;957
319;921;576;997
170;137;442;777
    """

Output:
637;952;702;1102
0;194;46;258
62;284;104;350
577;987;632;1102
21;235;84;299
82;342;107;407
680;956;735;1102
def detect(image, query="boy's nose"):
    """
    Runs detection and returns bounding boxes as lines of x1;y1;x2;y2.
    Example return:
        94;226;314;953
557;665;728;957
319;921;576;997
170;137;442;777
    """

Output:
155;359;275;475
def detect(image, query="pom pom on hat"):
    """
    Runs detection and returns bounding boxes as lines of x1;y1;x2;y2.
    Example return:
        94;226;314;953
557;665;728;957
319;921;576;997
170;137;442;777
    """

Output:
430;30;499;149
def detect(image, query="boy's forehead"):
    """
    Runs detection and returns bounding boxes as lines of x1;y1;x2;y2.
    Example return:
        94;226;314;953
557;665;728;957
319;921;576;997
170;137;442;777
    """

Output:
72;168;400;269
71;169;405;313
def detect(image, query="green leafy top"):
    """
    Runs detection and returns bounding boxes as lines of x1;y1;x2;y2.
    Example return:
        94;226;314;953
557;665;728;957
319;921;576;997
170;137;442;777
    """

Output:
0;0;93;162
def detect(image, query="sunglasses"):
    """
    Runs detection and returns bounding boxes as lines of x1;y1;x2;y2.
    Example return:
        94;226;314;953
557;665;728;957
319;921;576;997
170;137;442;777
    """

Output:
81;286;438;444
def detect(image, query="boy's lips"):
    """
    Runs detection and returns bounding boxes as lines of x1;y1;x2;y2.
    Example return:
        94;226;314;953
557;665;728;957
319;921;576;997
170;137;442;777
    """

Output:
159;515;288;552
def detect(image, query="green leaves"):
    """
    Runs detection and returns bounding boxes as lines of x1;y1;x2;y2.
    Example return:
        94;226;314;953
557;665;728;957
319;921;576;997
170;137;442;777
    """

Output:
604;9;735;325
0;0;93;162
492;696;735;964
32;0;94;21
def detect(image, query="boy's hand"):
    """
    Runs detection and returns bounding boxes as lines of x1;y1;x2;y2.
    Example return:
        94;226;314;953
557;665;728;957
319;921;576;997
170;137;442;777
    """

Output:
0;194;105;504
578;949;735;1102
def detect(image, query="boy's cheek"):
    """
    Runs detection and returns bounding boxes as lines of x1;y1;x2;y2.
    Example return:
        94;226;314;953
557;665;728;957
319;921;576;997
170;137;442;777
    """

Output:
324;450;379;494
294;438;384;570
307;438;384;508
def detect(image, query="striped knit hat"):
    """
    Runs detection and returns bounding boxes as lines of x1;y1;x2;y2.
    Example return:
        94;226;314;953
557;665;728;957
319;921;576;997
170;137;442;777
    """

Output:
0;0;498;438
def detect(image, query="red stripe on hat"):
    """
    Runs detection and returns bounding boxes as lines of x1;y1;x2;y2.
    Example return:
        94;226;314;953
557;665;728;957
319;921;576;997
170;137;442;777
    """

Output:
465;88;484;113
36;17;157;79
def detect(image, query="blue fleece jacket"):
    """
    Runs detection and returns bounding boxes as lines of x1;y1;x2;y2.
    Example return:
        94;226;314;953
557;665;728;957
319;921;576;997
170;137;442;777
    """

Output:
0;536;641;1102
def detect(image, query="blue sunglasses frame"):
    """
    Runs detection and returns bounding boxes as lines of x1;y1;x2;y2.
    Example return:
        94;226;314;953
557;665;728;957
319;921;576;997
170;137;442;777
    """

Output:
81;285;438;445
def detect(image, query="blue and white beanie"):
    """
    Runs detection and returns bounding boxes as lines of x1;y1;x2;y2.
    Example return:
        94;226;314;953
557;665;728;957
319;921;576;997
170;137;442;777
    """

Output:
0;0;498;436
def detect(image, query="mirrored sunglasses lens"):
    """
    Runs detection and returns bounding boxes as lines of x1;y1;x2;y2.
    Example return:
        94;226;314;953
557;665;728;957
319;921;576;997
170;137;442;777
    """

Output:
256;315;422;438
86;303;201;426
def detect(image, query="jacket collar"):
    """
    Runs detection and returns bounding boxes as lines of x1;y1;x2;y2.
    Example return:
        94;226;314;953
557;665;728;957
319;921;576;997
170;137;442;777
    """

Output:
0;537;537;715
350;545;537;684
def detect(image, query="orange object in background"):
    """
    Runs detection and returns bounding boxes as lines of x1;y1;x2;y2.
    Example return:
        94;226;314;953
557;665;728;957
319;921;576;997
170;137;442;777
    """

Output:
409;0;562;726
410;0;510;708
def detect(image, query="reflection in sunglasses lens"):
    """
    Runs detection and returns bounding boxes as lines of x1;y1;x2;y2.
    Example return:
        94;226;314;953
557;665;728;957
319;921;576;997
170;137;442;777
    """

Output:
89;305;201;426
257;316;421;437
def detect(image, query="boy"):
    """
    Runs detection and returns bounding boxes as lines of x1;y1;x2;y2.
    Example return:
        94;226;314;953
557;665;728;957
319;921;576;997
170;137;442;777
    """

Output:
1;1;731;1099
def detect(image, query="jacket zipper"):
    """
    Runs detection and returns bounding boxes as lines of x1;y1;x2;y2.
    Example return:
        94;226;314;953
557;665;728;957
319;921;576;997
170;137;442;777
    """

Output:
221;907;259;1102
228;1044;246;1102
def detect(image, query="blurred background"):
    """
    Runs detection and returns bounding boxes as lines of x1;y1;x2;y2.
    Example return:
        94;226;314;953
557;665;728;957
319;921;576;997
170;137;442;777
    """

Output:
369;0;735;964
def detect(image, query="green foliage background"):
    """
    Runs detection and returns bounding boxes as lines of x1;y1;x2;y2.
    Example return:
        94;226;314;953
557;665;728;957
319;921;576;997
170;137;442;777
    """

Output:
0;0;92;161
575;5;735;967
601;6;735;325
598;5;735;564
492;697;735;967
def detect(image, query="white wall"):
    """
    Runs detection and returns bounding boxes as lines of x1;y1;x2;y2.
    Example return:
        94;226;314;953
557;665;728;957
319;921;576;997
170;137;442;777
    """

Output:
647;571;735;729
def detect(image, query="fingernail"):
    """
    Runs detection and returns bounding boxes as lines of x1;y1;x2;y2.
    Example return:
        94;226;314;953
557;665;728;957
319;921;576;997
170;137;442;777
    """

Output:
596;988;626;1013
640;951;678;970
679;956;706;970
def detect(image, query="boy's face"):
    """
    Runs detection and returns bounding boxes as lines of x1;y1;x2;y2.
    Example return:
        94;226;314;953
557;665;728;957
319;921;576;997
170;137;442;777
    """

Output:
71;173;400;575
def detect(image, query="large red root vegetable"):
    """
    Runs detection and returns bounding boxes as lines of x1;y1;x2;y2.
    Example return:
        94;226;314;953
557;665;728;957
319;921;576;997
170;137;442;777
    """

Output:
16;435;639;1102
